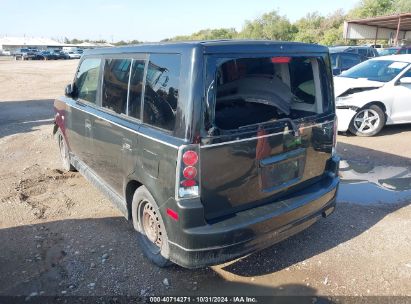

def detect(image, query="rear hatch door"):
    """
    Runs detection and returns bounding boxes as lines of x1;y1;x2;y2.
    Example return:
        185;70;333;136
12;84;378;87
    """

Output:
200;54;335;220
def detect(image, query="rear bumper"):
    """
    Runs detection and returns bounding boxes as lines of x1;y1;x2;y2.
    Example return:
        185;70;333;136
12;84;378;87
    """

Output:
168;158;340;268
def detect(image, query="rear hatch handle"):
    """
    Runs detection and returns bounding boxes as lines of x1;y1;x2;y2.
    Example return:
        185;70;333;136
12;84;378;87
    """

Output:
239;118;300;137
281;118;300;137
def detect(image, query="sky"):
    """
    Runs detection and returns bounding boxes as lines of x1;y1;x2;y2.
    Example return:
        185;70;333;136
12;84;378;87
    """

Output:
0;0;360;42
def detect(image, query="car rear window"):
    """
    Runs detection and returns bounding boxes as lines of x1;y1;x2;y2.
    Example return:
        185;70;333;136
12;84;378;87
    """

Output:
210;56;326;130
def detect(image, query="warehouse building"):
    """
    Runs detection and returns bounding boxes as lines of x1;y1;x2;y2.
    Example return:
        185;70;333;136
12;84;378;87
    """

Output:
0;36;113;54
344;13;411;46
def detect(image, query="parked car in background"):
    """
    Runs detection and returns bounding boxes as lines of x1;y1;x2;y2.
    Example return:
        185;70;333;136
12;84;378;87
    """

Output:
65;51;81;59
329;49;367;75
14;48;37;60
335;54;411;136
36;51;58;60
378;47;400;56
397;45;411;54
330;46;379;59
52;50;70;60
54;41;339;268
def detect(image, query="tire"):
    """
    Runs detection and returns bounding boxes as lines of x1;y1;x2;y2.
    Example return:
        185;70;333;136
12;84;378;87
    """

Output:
348;104;385;137
55;129;75;171
132;186;172;267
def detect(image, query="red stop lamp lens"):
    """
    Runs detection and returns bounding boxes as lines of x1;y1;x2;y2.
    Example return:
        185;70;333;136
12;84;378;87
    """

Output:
182;151;198;166
180;179;197;187
271;57;291;64
183;166;197;179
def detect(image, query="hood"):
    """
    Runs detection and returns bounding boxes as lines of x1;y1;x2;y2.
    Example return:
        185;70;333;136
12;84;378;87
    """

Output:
333;76;384;97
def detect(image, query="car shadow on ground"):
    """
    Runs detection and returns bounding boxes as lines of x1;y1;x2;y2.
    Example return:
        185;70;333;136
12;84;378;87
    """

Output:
0;99;54;139
0;218;333;300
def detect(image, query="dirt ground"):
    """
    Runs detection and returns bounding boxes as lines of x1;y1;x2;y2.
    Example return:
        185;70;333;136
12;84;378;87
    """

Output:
0;58;410;299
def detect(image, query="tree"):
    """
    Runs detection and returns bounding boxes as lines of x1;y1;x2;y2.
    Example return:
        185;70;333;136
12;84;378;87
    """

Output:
239;10;297;41
392;0;411;13
294;12;325;43
349;0;395;18
169;28;238;41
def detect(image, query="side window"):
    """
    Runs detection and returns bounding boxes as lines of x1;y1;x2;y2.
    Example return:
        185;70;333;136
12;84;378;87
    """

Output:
143;54;180;131
128;60;146;119
102;58;131;114
340;54;361;70
330;54;337;68
398;48;407;54
358;49;368;57
75;58;101;103
401;68;411;78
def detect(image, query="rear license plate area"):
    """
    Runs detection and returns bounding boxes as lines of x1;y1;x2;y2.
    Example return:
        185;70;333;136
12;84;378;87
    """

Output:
260;148;306;192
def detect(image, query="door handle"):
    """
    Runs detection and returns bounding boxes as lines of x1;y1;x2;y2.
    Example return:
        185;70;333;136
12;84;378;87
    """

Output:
85;119;92;129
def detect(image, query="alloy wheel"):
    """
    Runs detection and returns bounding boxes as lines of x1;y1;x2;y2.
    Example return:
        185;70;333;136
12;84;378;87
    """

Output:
353;109;380;134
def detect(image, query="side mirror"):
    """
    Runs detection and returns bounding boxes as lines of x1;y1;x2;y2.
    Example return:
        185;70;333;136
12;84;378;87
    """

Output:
65;84;73;97
333;68;342;76
399;77;411;85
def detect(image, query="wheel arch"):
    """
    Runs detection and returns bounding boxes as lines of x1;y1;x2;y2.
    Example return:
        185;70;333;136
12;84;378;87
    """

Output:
361;101;387;113
360;101;388;124
125;179;143;220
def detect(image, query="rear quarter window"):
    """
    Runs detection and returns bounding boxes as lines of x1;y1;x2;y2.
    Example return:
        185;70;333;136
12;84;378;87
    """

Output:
143;54;180;131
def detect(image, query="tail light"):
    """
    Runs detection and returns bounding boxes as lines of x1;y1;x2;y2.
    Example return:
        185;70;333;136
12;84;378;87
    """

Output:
271;57;292;64
176;145;200;199
332;117;338;156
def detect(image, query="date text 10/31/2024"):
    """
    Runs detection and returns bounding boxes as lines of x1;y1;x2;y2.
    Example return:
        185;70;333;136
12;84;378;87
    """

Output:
149;296;258;303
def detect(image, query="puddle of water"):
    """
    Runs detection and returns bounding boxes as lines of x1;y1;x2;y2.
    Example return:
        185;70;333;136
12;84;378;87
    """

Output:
337;160;411;205
337;182;411;205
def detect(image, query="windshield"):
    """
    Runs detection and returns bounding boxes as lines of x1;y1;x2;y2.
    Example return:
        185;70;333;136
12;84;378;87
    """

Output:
340;60;409;82
378;49;398;56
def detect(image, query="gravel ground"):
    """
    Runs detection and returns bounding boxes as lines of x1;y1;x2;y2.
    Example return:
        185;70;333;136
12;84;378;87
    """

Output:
0;58;410;299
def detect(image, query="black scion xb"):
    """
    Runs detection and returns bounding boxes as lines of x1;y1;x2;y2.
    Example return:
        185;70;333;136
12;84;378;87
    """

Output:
54;40;340;268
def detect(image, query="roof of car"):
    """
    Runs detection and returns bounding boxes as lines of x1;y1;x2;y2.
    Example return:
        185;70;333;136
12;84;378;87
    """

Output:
330;45;372;51
370;54;411;63
84;40;329;56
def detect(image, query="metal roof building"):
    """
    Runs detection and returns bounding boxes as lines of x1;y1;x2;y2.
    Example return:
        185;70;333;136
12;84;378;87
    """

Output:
0;37;113;52
344;13;411;45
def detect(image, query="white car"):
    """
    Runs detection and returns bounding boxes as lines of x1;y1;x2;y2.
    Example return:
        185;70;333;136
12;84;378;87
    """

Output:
335;54;411;136
65;51;81;59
